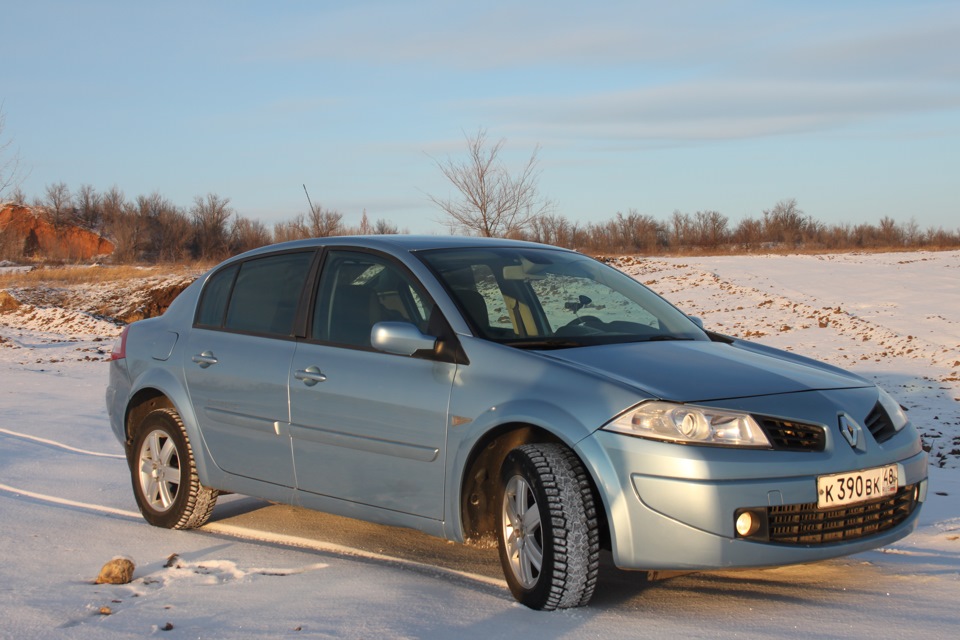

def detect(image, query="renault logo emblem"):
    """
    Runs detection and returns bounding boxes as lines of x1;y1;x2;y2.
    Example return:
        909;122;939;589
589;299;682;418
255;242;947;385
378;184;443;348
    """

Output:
838;414;863;450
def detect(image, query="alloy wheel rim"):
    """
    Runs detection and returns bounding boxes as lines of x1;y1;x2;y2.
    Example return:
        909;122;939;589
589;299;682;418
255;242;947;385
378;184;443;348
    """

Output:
502;475;543;589
138;429;182;512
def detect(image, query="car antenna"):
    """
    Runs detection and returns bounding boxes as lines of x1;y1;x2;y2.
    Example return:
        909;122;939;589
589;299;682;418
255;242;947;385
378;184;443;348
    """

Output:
303;184;316;214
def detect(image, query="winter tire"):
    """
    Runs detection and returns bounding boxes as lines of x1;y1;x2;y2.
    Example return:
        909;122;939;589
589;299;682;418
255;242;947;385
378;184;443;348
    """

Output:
497;443;600;610
130;407;218;529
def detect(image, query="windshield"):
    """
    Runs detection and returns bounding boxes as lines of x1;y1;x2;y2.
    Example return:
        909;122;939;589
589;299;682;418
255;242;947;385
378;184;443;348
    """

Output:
418;247;708;348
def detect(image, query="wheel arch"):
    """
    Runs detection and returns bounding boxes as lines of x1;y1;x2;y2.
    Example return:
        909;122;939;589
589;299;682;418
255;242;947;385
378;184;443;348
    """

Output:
121;367;217;486
457;420;610;552
124;388;174;449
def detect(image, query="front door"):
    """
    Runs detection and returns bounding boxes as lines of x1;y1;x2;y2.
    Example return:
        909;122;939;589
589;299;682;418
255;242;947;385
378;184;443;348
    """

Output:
288;250;454;519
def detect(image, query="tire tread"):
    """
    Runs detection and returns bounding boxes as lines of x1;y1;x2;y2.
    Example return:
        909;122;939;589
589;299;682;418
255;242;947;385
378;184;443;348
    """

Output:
500;443;600;610
133;408;218;530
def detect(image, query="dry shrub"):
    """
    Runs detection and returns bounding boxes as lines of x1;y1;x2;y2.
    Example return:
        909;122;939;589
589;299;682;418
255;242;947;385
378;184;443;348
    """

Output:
0;290;21;312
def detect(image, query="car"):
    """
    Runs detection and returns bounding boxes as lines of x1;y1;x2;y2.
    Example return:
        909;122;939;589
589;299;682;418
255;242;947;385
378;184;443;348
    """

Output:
106;235;927;610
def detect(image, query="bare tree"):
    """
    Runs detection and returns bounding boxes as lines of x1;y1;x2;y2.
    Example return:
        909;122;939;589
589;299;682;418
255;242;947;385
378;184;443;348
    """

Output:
0;106;24;201
39;182;73;228
732;216;763;248
693;210;728;248
74;184;103;232
230;216;272;253
307;204;343;237
358;210;373;235
372;218;400;234
615;210;665;253
131;192;187;262
762;198;809;246
529;213;577;247
670;211;693;247
106;204;143;263
191;193;233;260
902;218;921;246
100;187;142;262
428;128;554;237
7;186;26;205
101;186;128;221
273;214;309;243
156;205;192;262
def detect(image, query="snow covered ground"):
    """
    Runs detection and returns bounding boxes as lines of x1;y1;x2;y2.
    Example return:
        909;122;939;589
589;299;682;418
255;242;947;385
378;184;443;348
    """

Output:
1;251;958;638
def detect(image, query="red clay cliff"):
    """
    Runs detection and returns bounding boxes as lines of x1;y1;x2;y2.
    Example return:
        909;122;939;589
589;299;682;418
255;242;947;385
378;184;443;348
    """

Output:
0;203;115;260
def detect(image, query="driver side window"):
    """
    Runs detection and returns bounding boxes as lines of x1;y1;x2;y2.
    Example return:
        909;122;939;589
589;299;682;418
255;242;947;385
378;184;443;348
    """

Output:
312;251;434;348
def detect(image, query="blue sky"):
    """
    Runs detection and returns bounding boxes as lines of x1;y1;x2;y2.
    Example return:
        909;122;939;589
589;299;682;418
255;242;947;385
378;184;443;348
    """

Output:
2;0;958;234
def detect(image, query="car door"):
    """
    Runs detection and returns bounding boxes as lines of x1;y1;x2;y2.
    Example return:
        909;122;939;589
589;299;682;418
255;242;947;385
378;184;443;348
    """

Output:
184;250;315;488
288;249;454;519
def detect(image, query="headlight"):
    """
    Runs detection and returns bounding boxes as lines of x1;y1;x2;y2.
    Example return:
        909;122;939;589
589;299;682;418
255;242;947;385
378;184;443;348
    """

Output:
604;400;771;448
877;388;909;432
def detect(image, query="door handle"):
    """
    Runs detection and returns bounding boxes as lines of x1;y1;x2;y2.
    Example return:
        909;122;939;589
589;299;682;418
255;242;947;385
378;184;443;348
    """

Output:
191;351;218;368
294;366;327;386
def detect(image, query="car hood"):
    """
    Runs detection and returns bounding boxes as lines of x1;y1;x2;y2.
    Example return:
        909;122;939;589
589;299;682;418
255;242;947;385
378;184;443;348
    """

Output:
536;340;871;403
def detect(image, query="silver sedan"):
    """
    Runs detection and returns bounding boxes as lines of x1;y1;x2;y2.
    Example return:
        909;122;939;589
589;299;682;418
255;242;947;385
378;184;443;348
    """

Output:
106;236;927;610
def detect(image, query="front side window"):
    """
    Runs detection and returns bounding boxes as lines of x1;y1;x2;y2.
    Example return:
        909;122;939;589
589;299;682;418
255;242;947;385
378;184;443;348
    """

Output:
312;250;434;348
419;247;707;348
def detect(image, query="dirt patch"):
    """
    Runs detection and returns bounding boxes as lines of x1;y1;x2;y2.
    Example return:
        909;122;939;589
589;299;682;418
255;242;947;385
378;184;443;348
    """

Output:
115;281;194;323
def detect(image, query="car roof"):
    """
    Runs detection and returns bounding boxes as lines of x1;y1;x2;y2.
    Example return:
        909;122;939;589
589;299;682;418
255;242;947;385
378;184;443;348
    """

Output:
230;234;570;261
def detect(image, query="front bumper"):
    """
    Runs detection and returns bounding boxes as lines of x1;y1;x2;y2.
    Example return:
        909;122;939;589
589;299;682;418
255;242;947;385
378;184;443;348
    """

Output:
577;425;927;571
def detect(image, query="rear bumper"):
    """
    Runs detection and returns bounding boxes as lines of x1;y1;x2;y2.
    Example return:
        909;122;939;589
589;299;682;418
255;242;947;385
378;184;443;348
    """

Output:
105;360;131;446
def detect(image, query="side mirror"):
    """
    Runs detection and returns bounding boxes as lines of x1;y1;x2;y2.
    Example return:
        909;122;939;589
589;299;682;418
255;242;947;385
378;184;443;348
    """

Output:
688;315;704;329
371;321;438;357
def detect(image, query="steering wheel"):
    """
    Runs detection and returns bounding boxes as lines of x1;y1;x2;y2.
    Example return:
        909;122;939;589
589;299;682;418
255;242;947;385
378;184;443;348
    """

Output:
555;315;605;336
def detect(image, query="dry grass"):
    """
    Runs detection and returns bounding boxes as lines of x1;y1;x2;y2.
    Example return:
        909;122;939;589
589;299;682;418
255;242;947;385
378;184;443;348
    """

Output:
0;263;206;288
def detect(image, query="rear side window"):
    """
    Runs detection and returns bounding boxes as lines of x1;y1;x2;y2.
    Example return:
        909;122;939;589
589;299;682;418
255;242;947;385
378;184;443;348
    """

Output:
195;251;314;336
195;264;238;327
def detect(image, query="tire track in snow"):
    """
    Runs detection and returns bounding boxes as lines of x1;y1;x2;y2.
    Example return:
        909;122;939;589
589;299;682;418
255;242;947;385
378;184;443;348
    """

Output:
0;427;125;459
201;522;507;589
0;481;505;591
0;391;504;592
0;482;141;518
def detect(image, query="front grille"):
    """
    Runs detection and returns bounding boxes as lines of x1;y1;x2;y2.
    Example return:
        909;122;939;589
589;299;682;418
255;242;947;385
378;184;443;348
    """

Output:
757;417;825;452
766;484;918;545
865;402;897;444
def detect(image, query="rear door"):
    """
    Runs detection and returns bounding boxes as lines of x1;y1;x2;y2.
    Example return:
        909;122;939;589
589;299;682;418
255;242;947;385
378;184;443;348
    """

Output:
184;250;315;487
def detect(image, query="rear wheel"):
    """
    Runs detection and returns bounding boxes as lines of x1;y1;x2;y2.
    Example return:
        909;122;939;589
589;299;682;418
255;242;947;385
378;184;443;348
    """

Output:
496;443;600;610
130;407;218;529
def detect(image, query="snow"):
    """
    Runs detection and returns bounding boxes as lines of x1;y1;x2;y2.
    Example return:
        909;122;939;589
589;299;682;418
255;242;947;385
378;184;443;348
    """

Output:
1;251;958;638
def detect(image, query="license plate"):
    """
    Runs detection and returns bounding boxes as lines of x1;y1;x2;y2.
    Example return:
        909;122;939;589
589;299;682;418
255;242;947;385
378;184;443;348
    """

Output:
817;464;898;509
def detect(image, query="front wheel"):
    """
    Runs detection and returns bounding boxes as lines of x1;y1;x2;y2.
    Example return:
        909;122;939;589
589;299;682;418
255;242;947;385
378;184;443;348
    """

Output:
496;443;600;610
130;407;218;529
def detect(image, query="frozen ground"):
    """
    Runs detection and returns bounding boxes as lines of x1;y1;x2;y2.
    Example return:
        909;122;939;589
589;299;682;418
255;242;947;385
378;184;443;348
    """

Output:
0;251;958;638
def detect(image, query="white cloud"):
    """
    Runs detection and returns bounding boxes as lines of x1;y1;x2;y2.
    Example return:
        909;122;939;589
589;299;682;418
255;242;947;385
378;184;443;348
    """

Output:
255;1;960;144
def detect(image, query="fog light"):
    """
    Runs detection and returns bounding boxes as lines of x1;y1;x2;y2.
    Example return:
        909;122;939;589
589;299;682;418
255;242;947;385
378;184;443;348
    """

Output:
736;511;760;537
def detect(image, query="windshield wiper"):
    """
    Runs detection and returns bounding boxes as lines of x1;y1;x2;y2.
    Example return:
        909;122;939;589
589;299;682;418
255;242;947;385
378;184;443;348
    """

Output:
645;335;695;342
